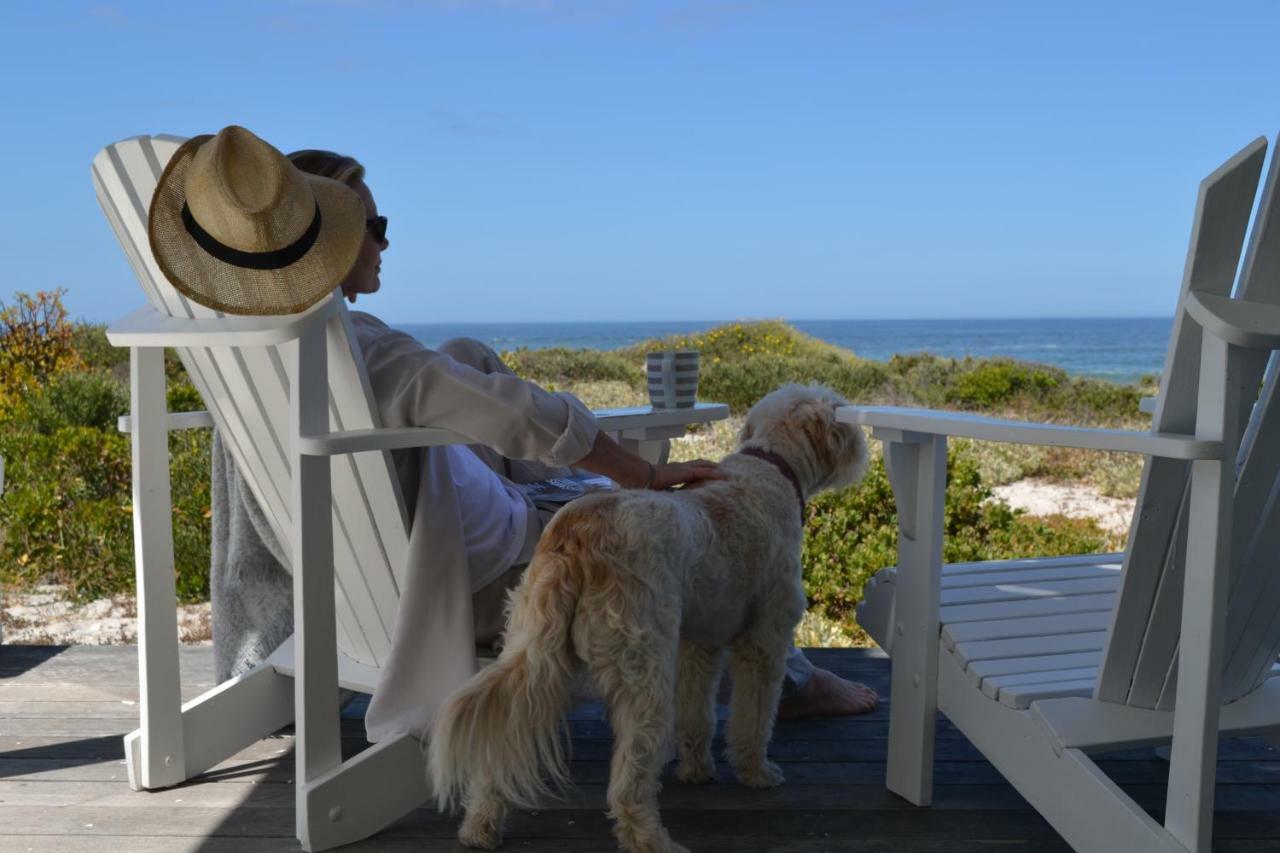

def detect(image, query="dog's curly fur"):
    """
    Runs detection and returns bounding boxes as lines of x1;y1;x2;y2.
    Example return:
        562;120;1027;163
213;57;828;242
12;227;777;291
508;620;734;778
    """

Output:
428;385;870;853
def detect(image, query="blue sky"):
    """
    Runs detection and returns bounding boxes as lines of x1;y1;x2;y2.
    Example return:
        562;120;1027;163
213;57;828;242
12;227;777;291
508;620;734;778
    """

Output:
2;1;1278;323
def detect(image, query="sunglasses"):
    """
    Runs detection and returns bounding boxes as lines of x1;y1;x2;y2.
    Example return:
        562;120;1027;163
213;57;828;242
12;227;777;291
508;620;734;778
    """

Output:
366;215;388;243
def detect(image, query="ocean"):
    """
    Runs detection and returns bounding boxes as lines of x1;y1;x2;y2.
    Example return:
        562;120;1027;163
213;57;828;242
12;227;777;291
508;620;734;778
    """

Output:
397;317;1172;385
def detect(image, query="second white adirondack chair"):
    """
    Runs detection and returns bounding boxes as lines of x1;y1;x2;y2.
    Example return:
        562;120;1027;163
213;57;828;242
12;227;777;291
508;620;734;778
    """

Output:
846;136;1280;853
94;134;729;852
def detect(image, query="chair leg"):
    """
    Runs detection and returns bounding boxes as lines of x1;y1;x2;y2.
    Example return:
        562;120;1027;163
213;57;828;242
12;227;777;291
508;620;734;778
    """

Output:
937;652;1181;852
297;733;432;852
292;326;344;850
882;434;947;806
1164;334;1241;853
125;659;294;790
129;345;186;790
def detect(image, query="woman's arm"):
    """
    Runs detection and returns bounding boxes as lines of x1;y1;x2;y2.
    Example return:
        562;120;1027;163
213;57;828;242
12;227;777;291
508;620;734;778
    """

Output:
573;430;725;490
359;324;599;465
355;319;724;487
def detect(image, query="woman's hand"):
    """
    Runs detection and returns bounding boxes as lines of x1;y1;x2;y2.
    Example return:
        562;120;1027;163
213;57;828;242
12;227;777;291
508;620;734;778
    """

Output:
575;431;726;491
648;459;726;491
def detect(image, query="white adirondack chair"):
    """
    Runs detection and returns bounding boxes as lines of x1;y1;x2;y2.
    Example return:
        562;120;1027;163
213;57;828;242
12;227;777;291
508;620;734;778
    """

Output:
94;134;729;852
845;136;1280;853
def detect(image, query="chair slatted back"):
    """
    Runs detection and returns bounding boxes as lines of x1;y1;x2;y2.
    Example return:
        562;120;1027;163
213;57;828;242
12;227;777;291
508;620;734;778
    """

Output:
1219;142;1280;702
1096;137;1280;709
93;135;409;669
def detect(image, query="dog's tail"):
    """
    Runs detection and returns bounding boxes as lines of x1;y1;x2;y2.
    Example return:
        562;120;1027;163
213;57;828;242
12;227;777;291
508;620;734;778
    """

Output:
428;538;584;812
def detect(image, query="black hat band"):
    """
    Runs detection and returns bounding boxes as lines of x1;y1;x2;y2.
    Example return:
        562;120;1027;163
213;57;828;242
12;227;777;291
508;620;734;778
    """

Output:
181;201;322;271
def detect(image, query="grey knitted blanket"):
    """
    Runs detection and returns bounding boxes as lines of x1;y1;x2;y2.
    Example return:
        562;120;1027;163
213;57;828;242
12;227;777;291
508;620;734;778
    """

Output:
209;430;293;683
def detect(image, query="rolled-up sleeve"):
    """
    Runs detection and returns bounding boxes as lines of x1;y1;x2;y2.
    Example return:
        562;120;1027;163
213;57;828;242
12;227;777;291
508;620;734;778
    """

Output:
353;317;599;467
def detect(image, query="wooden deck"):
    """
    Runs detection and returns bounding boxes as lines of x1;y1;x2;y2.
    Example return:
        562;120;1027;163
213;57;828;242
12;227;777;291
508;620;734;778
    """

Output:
3;646;1280;852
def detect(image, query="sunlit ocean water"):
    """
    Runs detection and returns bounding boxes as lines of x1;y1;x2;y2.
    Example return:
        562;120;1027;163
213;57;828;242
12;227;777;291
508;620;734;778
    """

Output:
397;317;1171;384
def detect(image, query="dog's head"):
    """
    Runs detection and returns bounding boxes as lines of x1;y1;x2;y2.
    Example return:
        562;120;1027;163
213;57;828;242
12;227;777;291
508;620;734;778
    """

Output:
737;384;870;497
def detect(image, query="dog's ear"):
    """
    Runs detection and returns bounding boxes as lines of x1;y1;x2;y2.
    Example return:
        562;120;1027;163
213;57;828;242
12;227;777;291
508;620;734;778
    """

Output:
798;395;869;491
794;398;840;473
829;414;871;489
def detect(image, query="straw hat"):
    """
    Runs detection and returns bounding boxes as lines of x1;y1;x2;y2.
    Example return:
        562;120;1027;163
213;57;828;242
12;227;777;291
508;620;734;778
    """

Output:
148;125;366;315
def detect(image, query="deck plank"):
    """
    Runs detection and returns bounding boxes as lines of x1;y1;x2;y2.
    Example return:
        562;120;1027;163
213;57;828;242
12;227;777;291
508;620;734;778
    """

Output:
3;645;1279;852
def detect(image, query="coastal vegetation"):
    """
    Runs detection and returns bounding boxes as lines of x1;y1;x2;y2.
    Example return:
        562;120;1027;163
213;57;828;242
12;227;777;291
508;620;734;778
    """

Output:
1;292;1142;642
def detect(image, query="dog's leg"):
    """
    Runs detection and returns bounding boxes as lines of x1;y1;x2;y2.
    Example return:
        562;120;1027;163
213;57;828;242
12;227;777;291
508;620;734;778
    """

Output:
458;782;508;850
586;626;687;853
673;641;723;784
604;676;686;853
725;631;788;789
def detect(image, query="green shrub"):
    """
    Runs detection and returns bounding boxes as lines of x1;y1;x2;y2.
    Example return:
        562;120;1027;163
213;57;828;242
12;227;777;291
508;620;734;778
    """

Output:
166;372;204;413
0;418;212;602
167;428;213;603
0;425;134;598
696;354;890;413
16;371;130;434
72;321;193;386
617;321;893;414
801;450;1112;631
504;347;641;389
71;322;131;373
622;319;845;363
0;290;84;413
518;321;1143;423
949;359;1063;408
0;301;213;602
884;352;1143;422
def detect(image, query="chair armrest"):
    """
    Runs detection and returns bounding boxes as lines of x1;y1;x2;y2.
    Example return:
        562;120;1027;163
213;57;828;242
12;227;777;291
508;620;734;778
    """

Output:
298;427;474;456
117;411;216;434
299;402;732;457
115;396;729;454
1138;396;1157;415
119;410;468;454
591;402;729;433
1186;291;1280;350
106;300;337;348
837;406;1221;460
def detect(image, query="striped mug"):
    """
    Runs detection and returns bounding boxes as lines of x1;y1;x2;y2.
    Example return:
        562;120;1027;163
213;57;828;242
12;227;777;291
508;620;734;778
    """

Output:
646;350;699;409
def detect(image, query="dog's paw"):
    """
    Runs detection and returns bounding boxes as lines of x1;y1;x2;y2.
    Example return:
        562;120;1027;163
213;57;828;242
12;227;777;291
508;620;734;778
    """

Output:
673;754;715;784
624;835;690;853
458;812;504;850
735;759;785;789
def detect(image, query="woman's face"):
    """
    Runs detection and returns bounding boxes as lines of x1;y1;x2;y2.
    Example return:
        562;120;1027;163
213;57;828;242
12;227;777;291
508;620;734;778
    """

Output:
340;178;389;303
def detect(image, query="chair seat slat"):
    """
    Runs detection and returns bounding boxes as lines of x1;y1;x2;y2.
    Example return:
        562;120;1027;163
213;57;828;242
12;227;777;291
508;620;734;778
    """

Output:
942;563;1121;590
941;592;1116;625
998;678;1098;710
966;650;1104;681
951;630;1108;667
941;576;1120;607
943;611;1113;647
938;553;1123;577
983;667;1100;702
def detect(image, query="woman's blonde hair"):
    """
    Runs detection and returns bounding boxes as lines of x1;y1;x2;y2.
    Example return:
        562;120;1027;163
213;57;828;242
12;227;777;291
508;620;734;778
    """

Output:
288;149;366;188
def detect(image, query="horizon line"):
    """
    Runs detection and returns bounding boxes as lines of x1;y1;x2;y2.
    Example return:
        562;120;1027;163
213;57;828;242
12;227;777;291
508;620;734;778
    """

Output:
393;314;1175;325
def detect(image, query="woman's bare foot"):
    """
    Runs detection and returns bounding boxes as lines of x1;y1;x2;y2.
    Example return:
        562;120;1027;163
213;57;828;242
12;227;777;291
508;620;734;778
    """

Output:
776;667;879;719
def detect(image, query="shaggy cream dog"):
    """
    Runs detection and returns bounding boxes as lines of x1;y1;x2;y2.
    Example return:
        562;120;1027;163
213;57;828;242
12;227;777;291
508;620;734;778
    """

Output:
429;384;870;853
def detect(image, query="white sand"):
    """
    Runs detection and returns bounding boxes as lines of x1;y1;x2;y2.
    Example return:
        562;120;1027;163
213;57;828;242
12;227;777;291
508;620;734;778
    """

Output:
992;478;1135;536
2;585;211;646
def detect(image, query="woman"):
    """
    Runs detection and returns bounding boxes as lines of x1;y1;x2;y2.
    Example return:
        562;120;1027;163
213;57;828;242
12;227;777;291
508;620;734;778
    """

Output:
211;148;877;737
